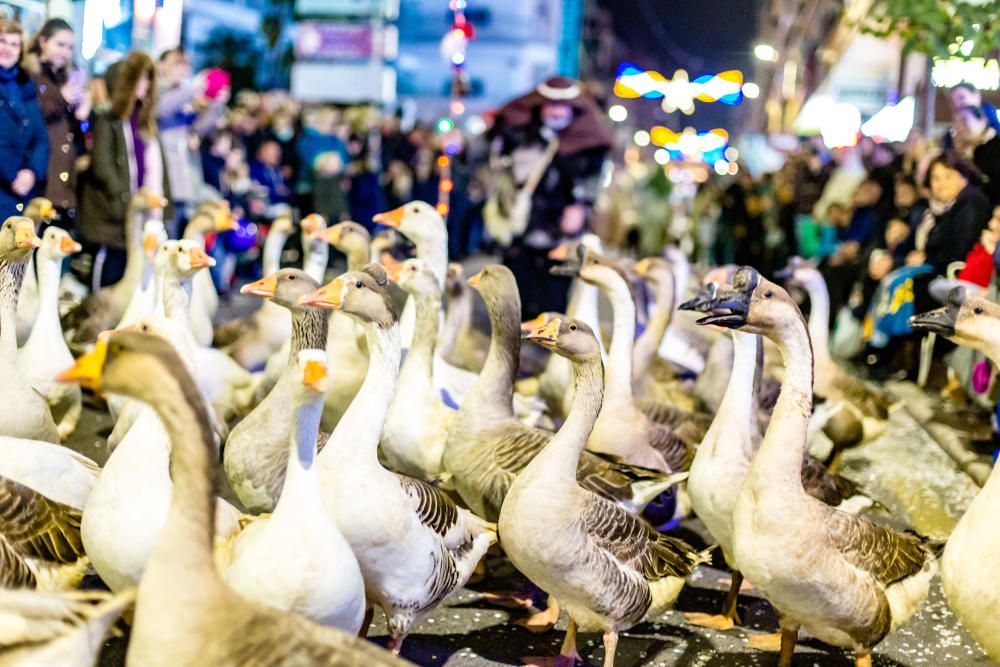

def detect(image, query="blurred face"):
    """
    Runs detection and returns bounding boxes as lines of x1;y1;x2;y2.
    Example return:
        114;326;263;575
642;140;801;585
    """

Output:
161;51;189;86
134;72;150;101
542;103;573;130
828;205;851;227
951;86;981;111
257;141;280;166
929;162;968;203
39;28;73;69
895;183;917;208
990;206;1000;234
0;32;21;70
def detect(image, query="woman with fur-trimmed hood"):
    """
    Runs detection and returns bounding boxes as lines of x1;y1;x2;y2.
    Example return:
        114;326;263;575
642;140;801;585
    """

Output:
78;50;172;287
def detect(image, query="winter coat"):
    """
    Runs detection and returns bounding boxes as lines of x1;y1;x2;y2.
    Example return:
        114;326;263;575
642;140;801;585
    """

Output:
32;62;79;210
897;185;991;275
0;66;48;219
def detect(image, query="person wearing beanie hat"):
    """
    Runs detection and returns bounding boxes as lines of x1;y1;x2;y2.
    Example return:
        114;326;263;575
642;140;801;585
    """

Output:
488;76;611;319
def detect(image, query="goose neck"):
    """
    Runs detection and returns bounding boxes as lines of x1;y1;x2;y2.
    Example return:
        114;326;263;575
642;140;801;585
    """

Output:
804;280;831;366
439;285;471;359
634;284;672;376
280;391;325;501
31;250;62;337
288;308;330;361
262;230;290;277
345;246;368;273
162;274;193;330
533;354;604;481
0;257;26;361
752;314;813;492
464;292;519;421
121;211;147;289
601;278;637;402
302;239;328;284
702;331;758;458
399;290;440;386
321;321;400;468
416;235;448;290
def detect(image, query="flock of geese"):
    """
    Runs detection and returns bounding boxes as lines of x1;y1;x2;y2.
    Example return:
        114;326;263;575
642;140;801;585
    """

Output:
0;193;996;667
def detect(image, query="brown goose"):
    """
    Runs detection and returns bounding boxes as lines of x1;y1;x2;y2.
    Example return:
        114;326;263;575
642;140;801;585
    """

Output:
57;330;410;667
699;267;939;667
500;316;710;667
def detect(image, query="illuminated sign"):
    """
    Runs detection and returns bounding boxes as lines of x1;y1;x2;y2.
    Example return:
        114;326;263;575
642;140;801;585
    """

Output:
614;63;744;114
931;57;1000;90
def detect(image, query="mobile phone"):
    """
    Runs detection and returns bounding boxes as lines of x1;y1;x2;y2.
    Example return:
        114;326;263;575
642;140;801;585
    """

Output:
204;69;231;100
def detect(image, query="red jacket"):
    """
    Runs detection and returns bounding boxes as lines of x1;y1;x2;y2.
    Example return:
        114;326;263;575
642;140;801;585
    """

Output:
958;242;995;287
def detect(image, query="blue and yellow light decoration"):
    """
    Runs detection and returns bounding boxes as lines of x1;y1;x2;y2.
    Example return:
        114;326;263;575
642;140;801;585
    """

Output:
614;62;744;114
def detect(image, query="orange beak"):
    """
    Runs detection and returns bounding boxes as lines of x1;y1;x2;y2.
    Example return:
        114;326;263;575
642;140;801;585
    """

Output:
145;192;167;209
467;270;483;290
143;231;159;259
547;243;571;261
215;211;239;232
59;234;82;255
300;214;324;238
14;220;41;249
373;206;405;229
634;258;652;278
57;333;110;390
39;201;56;220
240;273;278;298
302;359;328;393
316;225;343;246
188;247;216;269
382;255;404;282
446;262;462;281
526;319;561;347
520;313;549;334
297;278;345;310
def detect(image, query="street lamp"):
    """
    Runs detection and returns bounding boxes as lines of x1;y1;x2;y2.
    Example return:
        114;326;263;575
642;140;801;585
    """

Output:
742;82;761;99
608;104;628;122
754;43;778;62
633;130;651;147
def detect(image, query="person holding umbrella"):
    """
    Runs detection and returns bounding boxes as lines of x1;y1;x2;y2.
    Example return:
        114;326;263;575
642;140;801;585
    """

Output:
487;76;611;318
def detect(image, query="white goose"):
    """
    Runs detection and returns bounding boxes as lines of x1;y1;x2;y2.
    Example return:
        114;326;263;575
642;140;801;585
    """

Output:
117;219;168;330
911;288;1000;663
224;349;366;632
14;196;58;345
0;216;58;443
300;264;495;655
701;267;938;667
16;227;83;441
184;203;238;347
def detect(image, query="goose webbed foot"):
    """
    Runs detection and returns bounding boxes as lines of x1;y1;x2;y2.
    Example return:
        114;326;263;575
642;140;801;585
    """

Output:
387;636;404;656
522;618;579;666
745;631;782;652
684;613;735;631
481;590;535;609
466;557;487;585
515;597;560;634
856;650;872;667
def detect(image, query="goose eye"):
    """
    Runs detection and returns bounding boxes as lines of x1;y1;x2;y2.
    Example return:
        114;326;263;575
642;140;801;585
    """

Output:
975;306;984;314
569;324;577;331
288;275;295;280
763;290;773;298
355;281;363;288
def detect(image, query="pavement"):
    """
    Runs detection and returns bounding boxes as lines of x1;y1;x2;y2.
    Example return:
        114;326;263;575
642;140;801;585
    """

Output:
73;258;997;667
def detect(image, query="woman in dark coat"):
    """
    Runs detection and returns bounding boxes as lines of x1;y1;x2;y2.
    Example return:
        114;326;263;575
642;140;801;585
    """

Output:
27;18;89;224
0;19;49;220
78;51;171;287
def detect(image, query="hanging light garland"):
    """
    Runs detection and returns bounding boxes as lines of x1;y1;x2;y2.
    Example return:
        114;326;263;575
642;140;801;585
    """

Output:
435;0;475;219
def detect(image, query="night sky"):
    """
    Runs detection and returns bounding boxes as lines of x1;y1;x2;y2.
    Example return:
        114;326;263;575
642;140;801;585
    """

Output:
595;0;762;131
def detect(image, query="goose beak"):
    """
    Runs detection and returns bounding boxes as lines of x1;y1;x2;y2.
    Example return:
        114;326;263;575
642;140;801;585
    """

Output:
383;256;404;282
57;334;110;389
145;192;167;209
302;360;328;393
59;234;82;254
695;286;750;328
550;244;584;277
215;212;239;232
300;215;323;238
679;284;720;313
40;201;56;220
467;271;483;290
634;258;652;278
143;231;159;259
909;307;957;337
547;242;571;261
373;206;405;229
774;266;794;280
14;220;40;248
526;319;561;347
317;225;343;246
298;278;345;310
520;313;549;334
240;273;278;298
188;247;216;269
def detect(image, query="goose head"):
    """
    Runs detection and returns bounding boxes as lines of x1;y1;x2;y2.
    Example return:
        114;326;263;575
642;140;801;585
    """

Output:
525;316;601;362
39;227;81;260
373;201;445;247
293;349;329;398
445;262;466;299
240;268;319;309
300;213;328;241
911;286;1000;360
775;256;823;291
130;188;168;213
315;221;371;256
270;214;295;238
142;220;168;262
158;240;215;280
24;197;57;227
552;246;629;296
297;263;396;329
635;257;676;301
58;329;191;406
696;266;802;337
467;264;520;317
388;258;438;299
0;216;41;258
678;282;722;313
371;229;400;260
188;206;237;237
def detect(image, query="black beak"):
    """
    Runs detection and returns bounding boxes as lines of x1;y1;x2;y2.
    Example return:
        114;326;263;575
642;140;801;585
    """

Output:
909;307;957;336
694;266;759;328
679;283;719;312
550;244;584;277
774;266;794;280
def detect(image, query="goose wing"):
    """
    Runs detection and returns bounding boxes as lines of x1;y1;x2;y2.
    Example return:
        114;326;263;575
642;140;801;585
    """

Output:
581;495;707;581
825;510;938;585
397;476;459;539
800;454;865;507
0;534;35;588
0;477;83;564
647;422;694;472
638;398;712;436
831;366;892;419
578;451;683;511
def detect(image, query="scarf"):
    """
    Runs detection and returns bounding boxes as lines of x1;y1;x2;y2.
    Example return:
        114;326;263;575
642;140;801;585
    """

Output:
914;195;958;252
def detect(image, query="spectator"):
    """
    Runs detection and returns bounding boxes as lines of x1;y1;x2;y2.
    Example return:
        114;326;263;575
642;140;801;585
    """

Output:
946;82;1000;152
249;139;290;205
157;47;229;236
79;51;172;287
296;106;349;223
0;19;48;220
27;18;89;224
